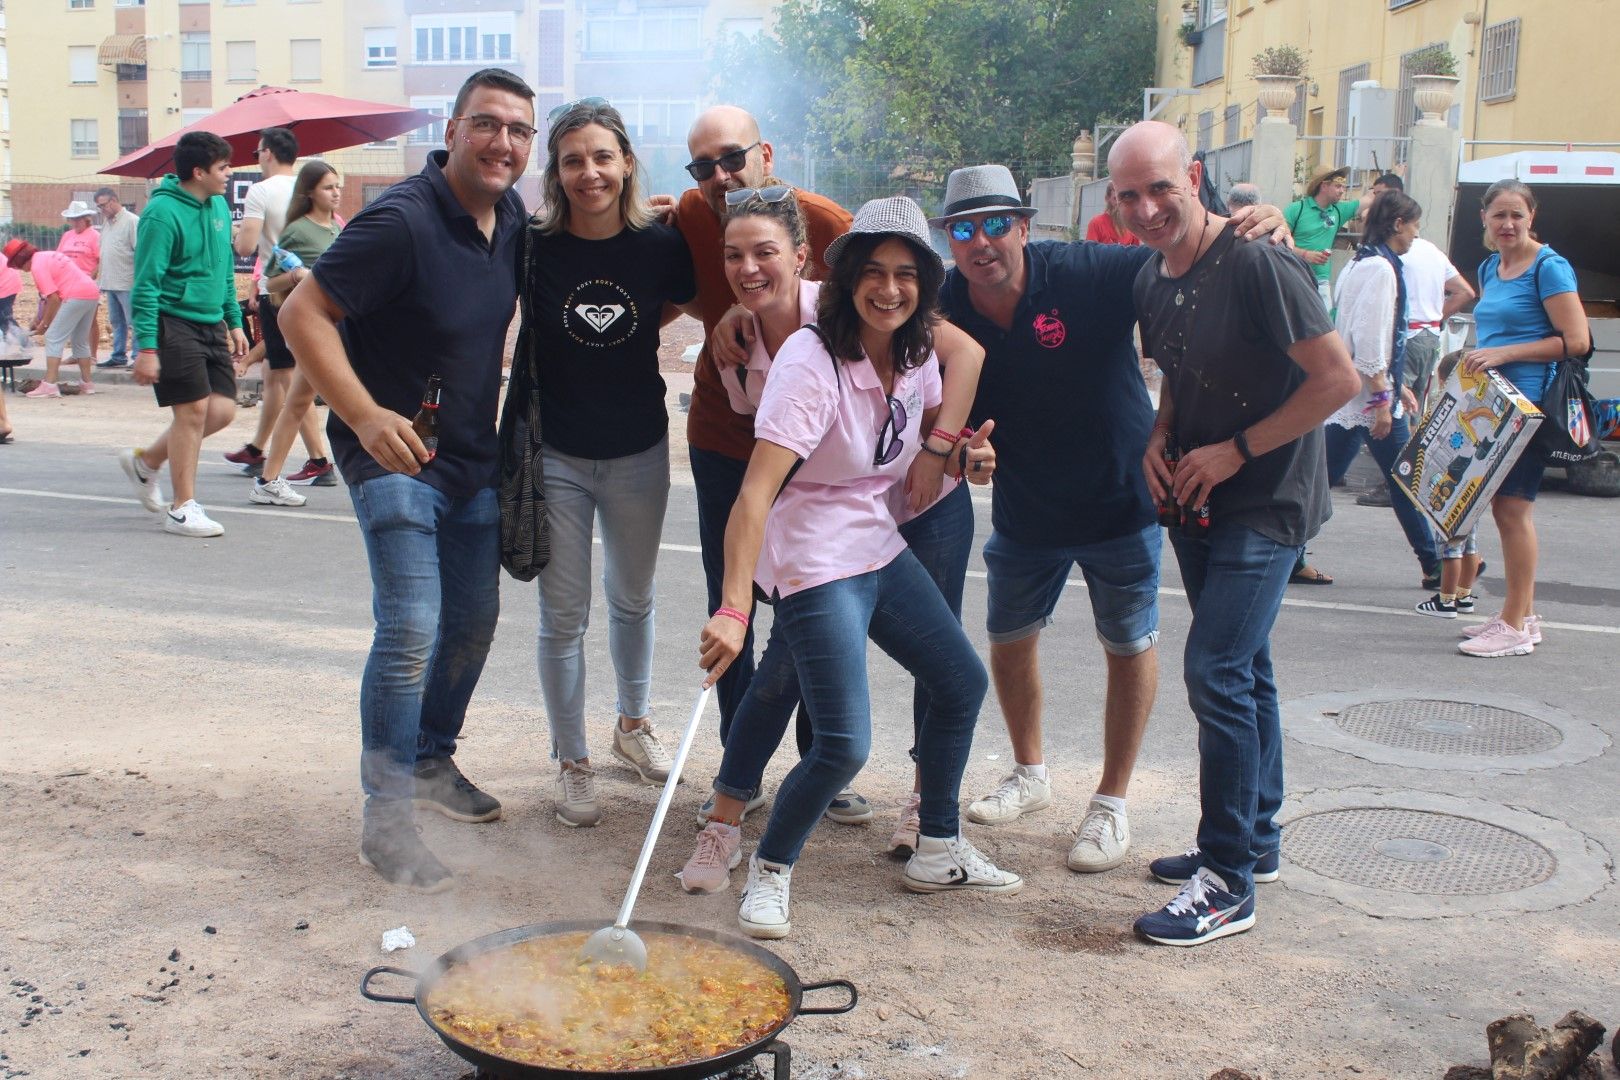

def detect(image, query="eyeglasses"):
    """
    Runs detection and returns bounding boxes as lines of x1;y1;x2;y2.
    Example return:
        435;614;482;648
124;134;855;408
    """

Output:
946;215;1016;243
875;394;908;467
452;114;539;147
723;185;792;208
686;142;759;182
546;96;610;125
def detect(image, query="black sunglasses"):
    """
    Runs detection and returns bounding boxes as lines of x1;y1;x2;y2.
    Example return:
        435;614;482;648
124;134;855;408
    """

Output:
686;142;759;182
875;394;908;467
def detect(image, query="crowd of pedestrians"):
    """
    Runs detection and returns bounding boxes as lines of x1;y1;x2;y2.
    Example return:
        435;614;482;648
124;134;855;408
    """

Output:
3;65;1588;951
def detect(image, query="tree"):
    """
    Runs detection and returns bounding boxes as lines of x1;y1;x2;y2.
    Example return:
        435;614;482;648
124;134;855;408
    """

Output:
711;0;1155;208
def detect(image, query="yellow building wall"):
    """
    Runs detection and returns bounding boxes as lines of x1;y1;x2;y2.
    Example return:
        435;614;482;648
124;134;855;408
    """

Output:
1154;0;1620;169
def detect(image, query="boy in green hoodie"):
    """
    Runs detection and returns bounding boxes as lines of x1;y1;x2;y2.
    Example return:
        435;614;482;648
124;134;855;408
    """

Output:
118;131;250;538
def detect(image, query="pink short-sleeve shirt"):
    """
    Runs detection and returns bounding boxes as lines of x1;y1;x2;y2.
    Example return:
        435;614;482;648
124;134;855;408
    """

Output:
0;254;20;300
57;227;101;278
30;250;101;302
721;279;822;417
751;327;942;599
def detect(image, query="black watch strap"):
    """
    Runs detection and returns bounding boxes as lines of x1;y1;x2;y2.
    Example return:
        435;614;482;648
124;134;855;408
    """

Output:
1233;429;1255;463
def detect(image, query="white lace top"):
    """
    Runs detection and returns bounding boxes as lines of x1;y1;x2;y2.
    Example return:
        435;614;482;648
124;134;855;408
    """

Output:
1329;255;1396;430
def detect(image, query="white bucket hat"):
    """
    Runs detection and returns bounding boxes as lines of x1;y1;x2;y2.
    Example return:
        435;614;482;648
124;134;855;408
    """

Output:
61;200;96;219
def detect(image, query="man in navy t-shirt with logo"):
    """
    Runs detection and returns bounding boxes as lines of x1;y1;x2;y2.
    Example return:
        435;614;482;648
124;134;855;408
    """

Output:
279;68;537;893
937;164;1289;879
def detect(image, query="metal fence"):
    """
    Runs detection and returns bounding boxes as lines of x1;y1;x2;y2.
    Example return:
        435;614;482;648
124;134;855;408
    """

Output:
1201;138;1253;199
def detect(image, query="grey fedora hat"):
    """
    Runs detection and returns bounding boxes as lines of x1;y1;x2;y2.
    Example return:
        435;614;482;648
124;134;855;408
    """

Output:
927;164;1037;226
823;195;943;272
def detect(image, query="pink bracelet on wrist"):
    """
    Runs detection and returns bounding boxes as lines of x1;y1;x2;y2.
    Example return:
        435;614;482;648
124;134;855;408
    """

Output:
928;426;959;446
714;606;750;628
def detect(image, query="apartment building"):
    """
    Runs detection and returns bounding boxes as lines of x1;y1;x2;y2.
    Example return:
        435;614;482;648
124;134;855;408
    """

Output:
1153;0;1620;169
8;0;770;226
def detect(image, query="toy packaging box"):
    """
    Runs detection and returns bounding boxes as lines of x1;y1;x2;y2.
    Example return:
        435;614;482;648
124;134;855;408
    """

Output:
1393;365;1544;539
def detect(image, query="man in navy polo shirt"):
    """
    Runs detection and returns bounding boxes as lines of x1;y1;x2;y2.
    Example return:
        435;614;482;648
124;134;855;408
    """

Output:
937;164;1286;877
280;68;536;892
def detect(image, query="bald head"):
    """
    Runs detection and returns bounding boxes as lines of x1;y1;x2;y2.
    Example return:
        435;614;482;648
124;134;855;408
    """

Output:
1108;120;1191;176
687;105;773;218
1105;121;1206;257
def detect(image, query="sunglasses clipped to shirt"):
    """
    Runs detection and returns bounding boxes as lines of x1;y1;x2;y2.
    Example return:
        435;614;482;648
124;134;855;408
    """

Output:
875;394;908;467
686;142;760;182
946;214;1016;243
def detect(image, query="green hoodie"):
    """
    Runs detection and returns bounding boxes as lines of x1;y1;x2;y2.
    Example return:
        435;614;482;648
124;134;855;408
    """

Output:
131;173;242;350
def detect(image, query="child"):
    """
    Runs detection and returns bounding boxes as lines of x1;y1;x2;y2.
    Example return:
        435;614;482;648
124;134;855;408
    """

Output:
1415;350;1485;618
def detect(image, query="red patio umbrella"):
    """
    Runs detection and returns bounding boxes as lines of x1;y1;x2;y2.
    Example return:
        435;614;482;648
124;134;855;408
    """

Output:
101;85;440;178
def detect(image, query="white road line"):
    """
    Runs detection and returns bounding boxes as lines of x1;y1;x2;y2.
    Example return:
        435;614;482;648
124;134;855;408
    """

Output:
2;485;1613;634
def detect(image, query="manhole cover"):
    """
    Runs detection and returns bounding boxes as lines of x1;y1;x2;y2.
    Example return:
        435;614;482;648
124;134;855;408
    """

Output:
1332;699;1562;756
1282;808;1556;895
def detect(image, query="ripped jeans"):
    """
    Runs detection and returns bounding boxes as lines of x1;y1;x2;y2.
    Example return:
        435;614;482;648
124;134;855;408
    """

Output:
349;474;501;822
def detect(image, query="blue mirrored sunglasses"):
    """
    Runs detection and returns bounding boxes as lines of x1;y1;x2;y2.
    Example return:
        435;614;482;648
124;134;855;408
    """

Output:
946;215;1016;242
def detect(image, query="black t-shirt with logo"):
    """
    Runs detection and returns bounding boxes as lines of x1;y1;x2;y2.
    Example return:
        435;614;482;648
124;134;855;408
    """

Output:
526;223;696;459
1133;224;1335;547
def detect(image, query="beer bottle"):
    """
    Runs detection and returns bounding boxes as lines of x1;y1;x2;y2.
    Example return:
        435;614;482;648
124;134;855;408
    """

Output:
1157;436;1183;529
412;374;441;460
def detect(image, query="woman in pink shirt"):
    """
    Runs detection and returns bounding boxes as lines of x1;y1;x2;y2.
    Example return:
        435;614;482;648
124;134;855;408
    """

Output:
3;239;102;397
58;202;104;367
691;197;1021;941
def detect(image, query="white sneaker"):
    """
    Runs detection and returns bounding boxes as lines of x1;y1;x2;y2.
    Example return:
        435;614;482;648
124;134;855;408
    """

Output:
554;761;601;828
1066;800;1130;873
904;834;1023;894
250;476;307;507
163;499;223;537
738;855;793;939
612;721;677;783
965;766;1052;825
118;447;166;513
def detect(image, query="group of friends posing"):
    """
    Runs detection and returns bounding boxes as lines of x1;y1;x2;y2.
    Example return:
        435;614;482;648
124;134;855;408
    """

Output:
102;66;1585;950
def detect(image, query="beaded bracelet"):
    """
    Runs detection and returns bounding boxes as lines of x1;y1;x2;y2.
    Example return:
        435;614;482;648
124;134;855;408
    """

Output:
714;606;750;628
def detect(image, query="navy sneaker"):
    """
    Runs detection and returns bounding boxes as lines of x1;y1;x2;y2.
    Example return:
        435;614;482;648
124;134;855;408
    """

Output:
1135;867;1255;947
1149;846;1280;886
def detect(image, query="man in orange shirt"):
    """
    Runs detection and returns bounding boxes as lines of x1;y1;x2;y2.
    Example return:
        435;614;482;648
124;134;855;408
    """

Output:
1083;182;1142;247
672;106;868;819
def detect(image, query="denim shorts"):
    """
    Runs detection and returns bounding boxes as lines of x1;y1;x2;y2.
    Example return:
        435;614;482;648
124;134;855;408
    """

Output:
983;522;1161;655
1495;446;1545;502
1441;530;1479;560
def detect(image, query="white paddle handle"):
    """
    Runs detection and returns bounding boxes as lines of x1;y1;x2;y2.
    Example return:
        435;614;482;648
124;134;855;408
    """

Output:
613;684;712;930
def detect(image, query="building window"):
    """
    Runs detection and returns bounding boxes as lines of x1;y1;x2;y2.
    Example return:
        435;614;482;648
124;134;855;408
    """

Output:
69;46;99;84
226;41;256;82
71;118;99;157
1389;0;1423;8
364;28;397;69
181;32;210;81
408;96;455;144
583;7;702;56
1336;62;1370;138
181;107;210;127
1223;103;1241;145
116;63;146;82
290;38;321;82
1480;18;1520;103
70;0;96;9
536;10;564;84
362;183;391;206
116;1;146;7
1190;0;1227;87
118;108;148;155
614;98;699;147
1196;110;1214;153
411;13;514;64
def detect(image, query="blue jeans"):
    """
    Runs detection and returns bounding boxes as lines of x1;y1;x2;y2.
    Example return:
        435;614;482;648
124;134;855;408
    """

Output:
104;289;134;363
538;437;670;762
714;550;988;865
1169;522;1298;897
1325;419;1440;570
349;475;500;822
690;446;759;742
982;522;1162;653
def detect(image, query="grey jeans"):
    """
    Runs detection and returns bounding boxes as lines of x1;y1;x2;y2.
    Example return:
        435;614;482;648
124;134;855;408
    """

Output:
536;436;670;762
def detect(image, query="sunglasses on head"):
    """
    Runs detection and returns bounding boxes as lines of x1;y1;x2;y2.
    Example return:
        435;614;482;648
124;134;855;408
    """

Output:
686;142;759;182
875;394;909;468
946;214;1016;242
547;96;611;126
723;185;792;208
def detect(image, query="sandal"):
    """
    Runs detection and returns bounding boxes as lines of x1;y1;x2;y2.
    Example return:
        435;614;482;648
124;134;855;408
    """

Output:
0;430;13;444
1289;565;1334;585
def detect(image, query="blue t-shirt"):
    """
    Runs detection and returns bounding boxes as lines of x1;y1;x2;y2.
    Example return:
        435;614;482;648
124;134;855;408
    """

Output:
312;151;526;497
941;240;1156;547
1474;246;1578;405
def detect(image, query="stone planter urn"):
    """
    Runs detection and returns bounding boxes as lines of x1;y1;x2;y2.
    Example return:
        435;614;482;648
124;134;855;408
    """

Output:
1412;74;1461;124
1255;74;1303;119
1071;130;1096;179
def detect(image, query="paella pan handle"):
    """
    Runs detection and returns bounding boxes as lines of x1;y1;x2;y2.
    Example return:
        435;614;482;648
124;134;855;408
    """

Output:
360;966;419;1005
797;978;858;1015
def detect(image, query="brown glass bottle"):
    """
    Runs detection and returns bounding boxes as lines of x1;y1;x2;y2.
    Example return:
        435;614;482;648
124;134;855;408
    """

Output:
412;374;441;460
1157;436;1183;529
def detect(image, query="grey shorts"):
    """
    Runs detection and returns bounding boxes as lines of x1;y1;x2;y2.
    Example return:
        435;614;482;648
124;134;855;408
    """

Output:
44;297;98;358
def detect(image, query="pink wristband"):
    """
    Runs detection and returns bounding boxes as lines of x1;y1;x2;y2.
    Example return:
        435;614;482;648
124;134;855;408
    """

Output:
714;606;750;627
929;426;959;445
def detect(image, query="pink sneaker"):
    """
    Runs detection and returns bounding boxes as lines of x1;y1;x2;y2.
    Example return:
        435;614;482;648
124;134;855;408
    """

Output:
677;820;742;894
24;381;60;398
1462;613;1541;645
1457;617;1535;658
888;792;921;855
77;381;98;395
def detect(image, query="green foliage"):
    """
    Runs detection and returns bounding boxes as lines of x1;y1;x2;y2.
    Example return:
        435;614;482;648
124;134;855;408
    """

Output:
2;223;66;249
710;0;1156;212
1406;44;1459;78
1251;45;1308;78
1177;22;1201;48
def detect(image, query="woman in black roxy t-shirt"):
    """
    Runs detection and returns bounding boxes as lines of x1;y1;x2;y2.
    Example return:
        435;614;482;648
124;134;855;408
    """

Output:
513;99;697;828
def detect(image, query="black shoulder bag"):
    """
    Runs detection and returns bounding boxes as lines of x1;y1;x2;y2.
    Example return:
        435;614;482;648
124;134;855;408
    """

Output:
1524;257;1600;465
496;222;552;580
